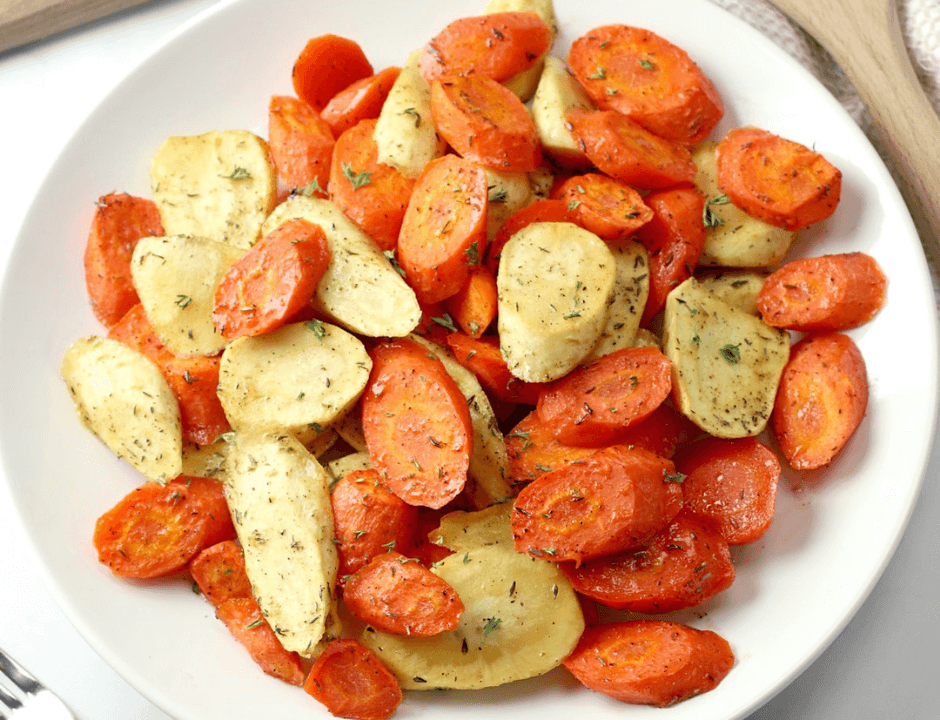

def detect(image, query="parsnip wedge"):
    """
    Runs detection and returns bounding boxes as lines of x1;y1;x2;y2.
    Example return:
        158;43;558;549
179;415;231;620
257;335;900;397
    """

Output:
531;55;594;167
61;336;181;482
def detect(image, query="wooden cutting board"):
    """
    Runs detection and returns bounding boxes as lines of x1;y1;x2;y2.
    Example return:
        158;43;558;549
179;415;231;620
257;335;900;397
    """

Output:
0;0;157;54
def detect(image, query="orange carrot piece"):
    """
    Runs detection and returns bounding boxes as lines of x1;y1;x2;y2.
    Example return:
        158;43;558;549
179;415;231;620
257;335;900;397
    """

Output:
676;436;780;545
342;551;464;636
268;94;336;191
485;198;580;275
613;401;701;460
412;302;457;345
419;12;553;84
565;108;698;190
190;540;252;608
430;75;542;172
321;66;401;139
715;125;842;230
562;620;734;707
361;338;473;508
212;218;331;340
328;118;416;252
756;252;887;332
216;597;305;686
511;445;684;563
445;333;542;405
556;174;653;242
304;639;403;720
633;186;707;326
332;468;419;583
536;346;673;447
93;476;235;579
108;304;230;446
568;25;723;144
562;510;734;613
397;154;488;304
504;409;598;486
292;34;374;112
772;332;868;470
444;265;498;338
84;192;164;328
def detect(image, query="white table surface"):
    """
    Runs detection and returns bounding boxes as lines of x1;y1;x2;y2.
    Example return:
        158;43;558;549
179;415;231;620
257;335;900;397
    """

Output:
0;1;938;719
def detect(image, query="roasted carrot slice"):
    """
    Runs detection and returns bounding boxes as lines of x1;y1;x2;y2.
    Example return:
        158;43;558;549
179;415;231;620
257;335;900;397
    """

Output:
108;304;230;446
328;118;416;252
504;409;598;486
216;597;305;686
511;445;683;563
568;24;723;144
563;620;734;706
676;436;780;545
633;186;707;326
304;639;403;720
212;218;331;340
419;12;553;84
93;476;235;579
430;74;542;172
412;301;456;345
321;66;401;139
772;332;868;470
756;252;887;332
443;265;498;338
556;174;653;241
332;468;418;582
190;540;252;608
536;346;673;447
268;94;336;191
84;192;164;328
397;154;488;304
342;551;464;636
292;34;374;112
565;108;698;190
562;510;735;613
485;198;580;275
715;125;842;230
446;333;542;405
361;337;473;508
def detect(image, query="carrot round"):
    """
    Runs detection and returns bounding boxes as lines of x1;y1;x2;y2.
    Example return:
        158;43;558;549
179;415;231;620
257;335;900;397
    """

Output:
216;597;305;686
446;333;542;405
84;192;164;328
397;153;488;304
568;24;724;144
504;409;598;486
108;304;230;446
633;186;707;326
561;510;735;613
212;218;331;340
329;118;416;252
419;12;553;84
190;540;252;608
556;174;653;242
361;338;473;508
715;125;842;230
332;468;418;582
772;332;868;470
486;198;580;275
511;445;684;563
93;476;235;579
756;252;887;331
304;639;403;720
565;108;698;190
562;620;735;706
536;346;673;447
321;66;401;139
430;74;542;172
676;436;780;545
292;34;374;112
443;265;498;338
342;551;464;636
268;94;336;191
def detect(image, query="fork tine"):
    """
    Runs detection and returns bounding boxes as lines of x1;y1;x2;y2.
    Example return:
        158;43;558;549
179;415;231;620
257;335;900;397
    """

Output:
0;648;42;696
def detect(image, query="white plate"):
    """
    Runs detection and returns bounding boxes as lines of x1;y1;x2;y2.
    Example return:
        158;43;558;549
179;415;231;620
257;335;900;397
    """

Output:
0;0;936;718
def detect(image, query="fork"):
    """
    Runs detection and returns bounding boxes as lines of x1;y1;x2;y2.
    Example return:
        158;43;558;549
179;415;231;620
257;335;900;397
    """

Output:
0;647;75;719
